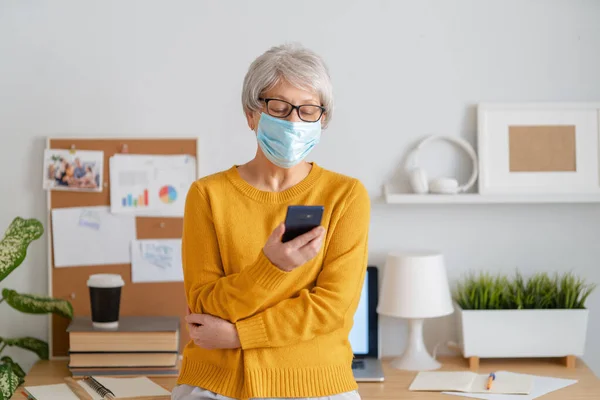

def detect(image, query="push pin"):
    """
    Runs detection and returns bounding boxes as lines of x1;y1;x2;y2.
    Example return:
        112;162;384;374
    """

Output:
121;143;129;154
69;145;76;154
159;222;166;228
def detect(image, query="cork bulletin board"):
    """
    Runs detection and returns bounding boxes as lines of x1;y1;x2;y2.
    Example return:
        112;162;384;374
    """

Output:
46;138;199;358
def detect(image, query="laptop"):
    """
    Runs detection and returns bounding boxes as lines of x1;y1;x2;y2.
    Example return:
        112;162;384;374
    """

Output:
350;266;385;382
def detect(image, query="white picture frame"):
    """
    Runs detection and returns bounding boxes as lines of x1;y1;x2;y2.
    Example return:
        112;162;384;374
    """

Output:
477;103;600;195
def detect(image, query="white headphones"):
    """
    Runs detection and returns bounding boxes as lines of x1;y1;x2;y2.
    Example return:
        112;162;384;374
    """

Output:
405;135;479;195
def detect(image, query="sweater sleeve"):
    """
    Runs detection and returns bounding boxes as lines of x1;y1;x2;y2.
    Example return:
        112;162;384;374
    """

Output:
182;182;290;322
235;180;370;349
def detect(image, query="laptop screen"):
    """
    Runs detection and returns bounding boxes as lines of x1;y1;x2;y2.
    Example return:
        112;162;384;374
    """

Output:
348;272;369;355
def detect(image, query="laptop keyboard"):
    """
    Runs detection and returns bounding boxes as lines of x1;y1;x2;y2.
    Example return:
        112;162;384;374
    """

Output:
351;359;365;370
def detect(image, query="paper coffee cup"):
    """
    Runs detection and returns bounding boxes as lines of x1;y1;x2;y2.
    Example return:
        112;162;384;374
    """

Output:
87;274;125;329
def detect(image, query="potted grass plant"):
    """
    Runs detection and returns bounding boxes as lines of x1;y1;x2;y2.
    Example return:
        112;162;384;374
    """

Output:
0;217;74;400
453;271;596;370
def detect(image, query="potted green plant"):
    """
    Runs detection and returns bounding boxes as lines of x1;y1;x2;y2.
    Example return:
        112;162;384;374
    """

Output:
453;271;596;371
0;217;74;400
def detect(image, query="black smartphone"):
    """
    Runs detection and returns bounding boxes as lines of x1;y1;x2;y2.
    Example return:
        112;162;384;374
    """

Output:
281;205;325;243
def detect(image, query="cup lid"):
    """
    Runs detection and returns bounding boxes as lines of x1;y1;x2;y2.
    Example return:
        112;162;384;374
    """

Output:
87;274;125;288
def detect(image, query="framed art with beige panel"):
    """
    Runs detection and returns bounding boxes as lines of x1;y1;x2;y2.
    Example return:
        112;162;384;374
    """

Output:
46;137;200;359
477;103;600;195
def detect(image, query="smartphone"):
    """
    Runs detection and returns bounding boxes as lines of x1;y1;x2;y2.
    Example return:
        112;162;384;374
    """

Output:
282;205;325;243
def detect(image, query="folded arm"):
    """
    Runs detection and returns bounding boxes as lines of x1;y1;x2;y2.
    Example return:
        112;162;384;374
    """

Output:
182;182;289;322
235;181;370;349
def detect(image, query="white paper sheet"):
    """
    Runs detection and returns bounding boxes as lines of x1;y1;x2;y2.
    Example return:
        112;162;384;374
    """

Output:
25;383;80;400
51;206;136;267
131;239;183;283
442;371;578;400
109;154;196;217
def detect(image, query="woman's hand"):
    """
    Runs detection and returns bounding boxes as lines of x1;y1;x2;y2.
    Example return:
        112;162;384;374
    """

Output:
263;223;326;272
185;312;241;350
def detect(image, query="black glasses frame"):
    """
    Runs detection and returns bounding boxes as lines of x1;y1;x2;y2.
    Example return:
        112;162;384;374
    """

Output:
259;97;326;122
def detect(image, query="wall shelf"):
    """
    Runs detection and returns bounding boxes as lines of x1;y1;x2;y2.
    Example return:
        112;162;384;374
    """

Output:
383;185;600;204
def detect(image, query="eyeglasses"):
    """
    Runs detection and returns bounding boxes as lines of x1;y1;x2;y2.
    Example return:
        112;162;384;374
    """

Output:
259;98;326;123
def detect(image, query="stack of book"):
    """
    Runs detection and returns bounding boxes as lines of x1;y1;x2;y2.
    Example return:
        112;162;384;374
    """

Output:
67;315;180;377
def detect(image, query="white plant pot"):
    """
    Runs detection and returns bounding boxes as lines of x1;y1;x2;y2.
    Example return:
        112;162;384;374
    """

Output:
455;302;589;358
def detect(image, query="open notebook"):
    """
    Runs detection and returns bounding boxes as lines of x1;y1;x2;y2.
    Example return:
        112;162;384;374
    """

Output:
77;376;171;399
24;377;171;400
409;371;534;394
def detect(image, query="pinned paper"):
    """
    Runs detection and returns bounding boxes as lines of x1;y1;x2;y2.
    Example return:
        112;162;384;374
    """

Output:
131;239;183;283
51;207;136;267
109;154;196;217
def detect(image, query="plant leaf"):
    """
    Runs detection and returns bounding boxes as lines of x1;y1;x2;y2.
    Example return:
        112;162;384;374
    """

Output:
0;357;25;379
0;217;44;283
0;362;20;400
3;337;48;360
2;289;73;319
454;269;596;310
578;284;596;308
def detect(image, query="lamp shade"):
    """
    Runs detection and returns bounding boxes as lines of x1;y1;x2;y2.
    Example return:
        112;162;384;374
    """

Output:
377;251;454;319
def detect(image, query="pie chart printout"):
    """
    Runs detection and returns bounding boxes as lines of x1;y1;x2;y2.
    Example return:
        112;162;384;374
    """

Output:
159;185;177;204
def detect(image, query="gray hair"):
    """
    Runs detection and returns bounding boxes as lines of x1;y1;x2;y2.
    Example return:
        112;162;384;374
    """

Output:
242;43;334;129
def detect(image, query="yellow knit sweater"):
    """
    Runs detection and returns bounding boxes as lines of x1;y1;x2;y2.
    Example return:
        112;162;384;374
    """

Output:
177;163;370;399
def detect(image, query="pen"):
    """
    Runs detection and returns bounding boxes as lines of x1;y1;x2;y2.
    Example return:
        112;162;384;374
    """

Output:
486;372;496;390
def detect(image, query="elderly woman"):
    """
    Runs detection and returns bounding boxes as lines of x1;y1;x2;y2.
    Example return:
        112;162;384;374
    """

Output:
173;43;370;400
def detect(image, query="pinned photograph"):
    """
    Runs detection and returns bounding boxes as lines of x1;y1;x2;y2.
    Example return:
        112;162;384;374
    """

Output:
43;149;104;192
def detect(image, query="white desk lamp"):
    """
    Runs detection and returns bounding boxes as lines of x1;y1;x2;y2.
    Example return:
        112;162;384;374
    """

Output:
377;251;454;371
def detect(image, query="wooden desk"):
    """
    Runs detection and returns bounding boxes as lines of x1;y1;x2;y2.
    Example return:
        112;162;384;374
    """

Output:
10;357;600;399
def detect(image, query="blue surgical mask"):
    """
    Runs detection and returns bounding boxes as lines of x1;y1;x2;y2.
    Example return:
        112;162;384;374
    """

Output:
256;113;321;168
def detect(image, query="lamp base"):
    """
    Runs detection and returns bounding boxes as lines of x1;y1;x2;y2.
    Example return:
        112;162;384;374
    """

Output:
390;351;441;371
390;318;441;371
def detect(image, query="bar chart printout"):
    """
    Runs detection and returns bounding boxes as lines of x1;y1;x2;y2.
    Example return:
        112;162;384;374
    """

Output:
122;189;150;208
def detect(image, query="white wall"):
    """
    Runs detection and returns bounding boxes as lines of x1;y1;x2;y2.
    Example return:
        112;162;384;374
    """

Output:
1;0;599;375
